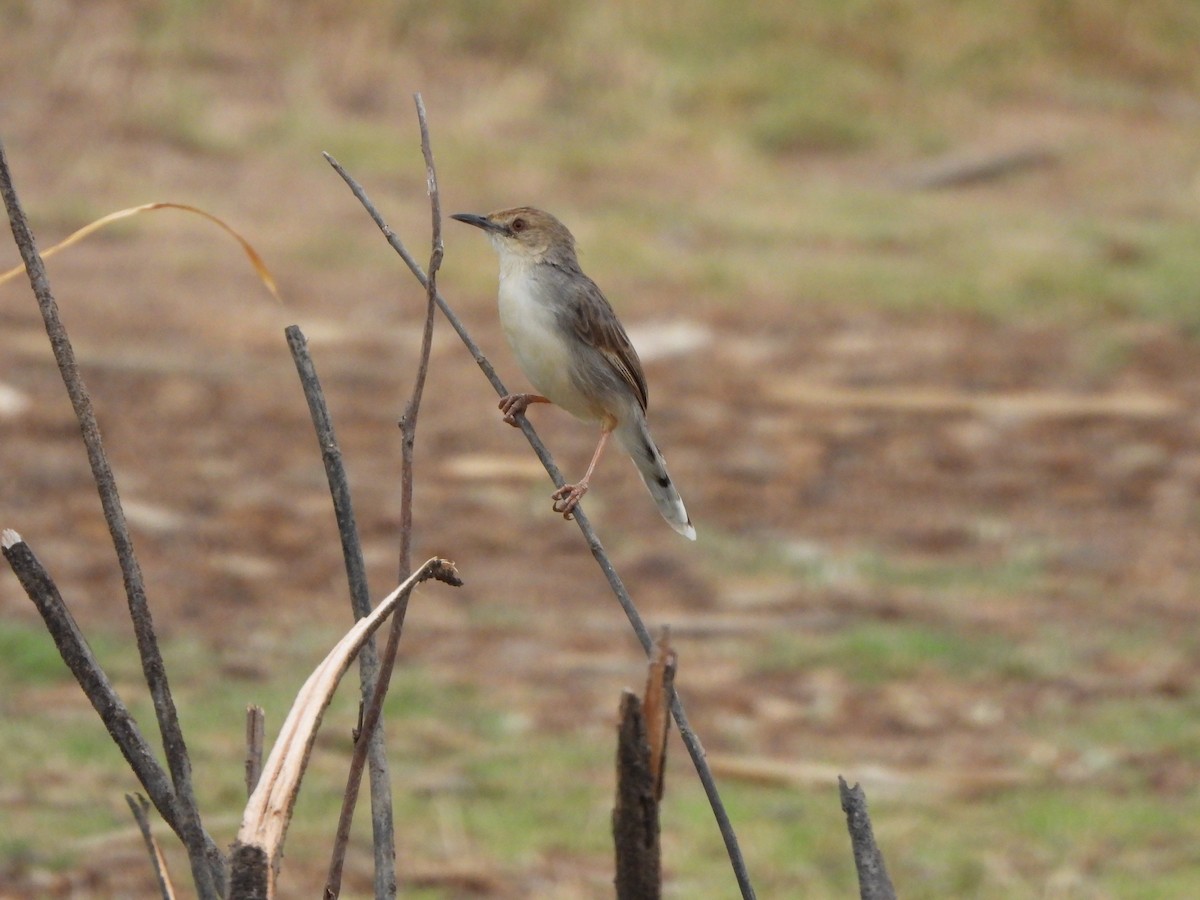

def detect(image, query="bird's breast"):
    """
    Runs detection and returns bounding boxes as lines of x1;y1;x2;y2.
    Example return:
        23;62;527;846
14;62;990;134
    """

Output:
497;265;596;421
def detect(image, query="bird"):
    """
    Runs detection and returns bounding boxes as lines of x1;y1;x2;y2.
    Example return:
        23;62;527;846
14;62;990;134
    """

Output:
451;206;696;540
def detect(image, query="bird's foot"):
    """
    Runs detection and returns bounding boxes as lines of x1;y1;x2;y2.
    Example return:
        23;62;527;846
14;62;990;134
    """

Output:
551;482;589;520
498;393;546;427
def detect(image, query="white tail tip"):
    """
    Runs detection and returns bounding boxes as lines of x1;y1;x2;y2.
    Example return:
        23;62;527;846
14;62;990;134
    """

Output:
674;520;697;541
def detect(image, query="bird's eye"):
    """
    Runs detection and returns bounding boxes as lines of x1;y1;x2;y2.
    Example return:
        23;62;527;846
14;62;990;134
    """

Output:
511;218;526;232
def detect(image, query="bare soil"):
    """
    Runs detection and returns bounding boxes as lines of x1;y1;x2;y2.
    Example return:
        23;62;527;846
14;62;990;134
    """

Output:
2;7;1199;897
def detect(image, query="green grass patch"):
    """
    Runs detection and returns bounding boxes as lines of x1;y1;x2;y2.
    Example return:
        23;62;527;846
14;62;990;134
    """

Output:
665;780;857;896
855;546;1046;595
1039;694;1200;762
0;620;81;686
699;528;1045;597
868;785;1200;899
753;619;1016;684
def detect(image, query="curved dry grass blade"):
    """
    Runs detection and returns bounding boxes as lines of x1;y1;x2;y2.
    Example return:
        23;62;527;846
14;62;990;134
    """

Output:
0;201;280;301
235;558;461;874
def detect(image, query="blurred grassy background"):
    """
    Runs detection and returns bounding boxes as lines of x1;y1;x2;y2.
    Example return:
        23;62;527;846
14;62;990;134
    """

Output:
2;1;1200;897
5;0;1200;326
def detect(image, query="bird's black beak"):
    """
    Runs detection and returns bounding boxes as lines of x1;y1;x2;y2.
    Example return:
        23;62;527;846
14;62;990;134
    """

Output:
451;212;505;234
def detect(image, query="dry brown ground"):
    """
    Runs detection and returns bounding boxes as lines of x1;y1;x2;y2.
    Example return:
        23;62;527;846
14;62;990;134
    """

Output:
2;4;1199;897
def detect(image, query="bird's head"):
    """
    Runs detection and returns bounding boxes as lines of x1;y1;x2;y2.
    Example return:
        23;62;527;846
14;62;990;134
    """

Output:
451;207;577;265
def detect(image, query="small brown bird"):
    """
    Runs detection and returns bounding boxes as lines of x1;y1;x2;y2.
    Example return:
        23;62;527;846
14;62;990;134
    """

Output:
452;207;696;540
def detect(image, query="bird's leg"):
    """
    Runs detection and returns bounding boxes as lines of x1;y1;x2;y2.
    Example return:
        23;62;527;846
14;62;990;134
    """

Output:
552;427;613;519
498;392;550;427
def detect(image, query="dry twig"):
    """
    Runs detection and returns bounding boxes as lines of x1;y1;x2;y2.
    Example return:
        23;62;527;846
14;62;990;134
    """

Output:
839;777;896;900
613;635;675;900
613;690;662;900
2;531;182;830
324;92;444;900
286;324;396;897
126;793;177;900
895;144;1056;190
245;705;266;798
0;141;223;898
642;632;676;801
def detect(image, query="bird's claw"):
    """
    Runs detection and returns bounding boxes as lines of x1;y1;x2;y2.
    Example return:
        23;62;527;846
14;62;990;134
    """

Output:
498;396;522;427
498;393;535;427
551;483;587;520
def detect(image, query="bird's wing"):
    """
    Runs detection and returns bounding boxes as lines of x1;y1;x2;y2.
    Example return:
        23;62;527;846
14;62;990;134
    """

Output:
567;276;649;412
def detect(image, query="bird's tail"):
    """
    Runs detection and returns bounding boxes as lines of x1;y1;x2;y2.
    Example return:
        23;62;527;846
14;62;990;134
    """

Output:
615;414;696;540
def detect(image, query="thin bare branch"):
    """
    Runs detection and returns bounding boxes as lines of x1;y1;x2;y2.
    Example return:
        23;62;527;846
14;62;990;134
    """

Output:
321;154;507;395
0;140;222;898
1;532;182;833
126;793;177;900
324;153;758;900
839;777;896;900
400;90;444;579
324;92;445;900
245;705;266;798
285;326;376;621
286;324;396;895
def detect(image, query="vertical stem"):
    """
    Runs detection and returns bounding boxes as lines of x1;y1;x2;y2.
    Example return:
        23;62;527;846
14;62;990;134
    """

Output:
287;325;396;898
323;93;444;900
